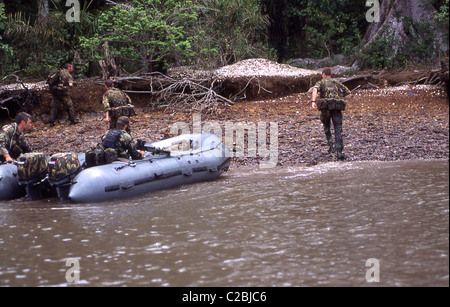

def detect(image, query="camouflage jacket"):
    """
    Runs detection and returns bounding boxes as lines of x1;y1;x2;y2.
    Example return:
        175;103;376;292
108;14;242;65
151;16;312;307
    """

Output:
101;129;143;160
313;78;351;102
102;88;132;112
0;123;31;156
49;69;73;95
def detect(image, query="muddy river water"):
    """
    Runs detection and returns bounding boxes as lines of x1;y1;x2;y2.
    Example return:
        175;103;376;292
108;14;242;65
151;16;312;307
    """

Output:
0;159;448;287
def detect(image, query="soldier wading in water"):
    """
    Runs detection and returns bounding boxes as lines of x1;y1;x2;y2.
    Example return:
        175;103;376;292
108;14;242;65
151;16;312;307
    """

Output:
311;68;352;160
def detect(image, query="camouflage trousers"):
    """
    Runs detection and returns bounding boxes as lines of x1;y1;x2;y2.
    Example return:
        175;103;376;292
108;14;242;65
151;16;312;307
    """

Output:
50;94;75;123
320;109;344;152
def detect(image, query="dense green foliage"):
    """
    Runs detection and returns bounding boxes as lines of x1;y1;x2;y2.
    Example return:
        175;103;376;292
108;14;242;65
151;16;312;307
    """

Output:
80;0;200;73
0;0;448;78
0;2;16;76
194;0;271;67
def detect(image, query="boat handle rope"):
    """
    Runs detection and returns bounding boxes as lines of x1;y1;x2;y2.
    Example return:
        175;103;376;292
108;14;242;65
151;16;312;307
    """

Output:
113;143;223;171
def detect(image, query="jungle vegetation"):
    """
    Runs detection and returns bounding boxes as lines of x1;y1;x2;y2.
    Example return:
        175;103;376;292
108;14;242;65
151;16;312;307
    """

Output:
0;0;448;78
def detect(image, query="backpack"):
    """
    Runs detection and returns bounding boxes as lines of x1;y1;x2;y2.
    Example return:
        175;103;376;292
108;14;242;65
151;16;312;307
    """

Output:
320;79;340;100
47;70;61;94
85;129;122;168
85;145;106;168
318;79;347;111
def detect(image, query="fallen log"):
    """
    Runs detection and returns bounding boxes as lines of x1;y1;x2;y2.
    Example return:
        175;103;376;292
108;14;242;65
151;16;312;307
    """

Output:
1;74;41;120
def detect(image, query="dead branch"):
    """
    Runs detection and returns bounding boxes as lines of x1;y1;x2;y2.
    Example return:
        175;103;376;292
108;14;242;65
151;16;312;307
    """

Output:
115;74;235;114
1;72;28;91
152;77;235;114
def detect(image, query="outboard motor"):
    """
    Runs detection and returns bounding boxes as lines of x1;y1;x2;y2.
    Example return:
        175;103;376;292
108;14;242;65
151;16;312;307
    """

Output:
48;153;81;201
17;153;49;201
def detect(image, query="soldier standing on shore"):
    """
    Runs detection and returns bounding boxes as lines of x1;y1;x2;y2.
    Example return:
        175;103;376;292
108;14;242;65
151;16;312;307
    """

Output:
47;63;78;127
0;112;33;163
102;79;135;133
311;68;352;160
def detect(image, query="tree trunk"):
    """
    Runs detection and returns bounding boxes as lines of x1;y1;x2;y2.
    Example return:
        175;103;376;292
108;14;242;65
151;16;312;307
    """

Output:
363;0;447;54
99;41;121;80
37;0;49;24
260;0;288;62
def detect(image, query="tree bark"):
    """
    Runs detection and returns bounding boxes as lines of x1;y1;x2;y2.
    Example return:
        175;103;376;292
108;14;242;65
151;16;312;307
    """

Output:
363;0;446;52
99;41;121;80
37;0;49;24
260;0;288;62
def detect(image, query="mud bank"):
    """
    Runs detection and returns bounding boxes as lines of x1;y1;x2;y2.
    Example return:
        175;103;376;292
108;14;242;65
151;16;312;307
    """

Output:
22;83;448;168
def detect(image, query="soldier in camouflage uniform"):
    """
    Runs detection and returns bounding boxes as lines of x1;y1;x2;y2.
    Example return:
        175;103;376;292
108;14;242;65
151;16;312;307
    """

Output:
312;68;352;160
48;63;78;127
0;112;33;163
85;116;144;167
102;79;135;133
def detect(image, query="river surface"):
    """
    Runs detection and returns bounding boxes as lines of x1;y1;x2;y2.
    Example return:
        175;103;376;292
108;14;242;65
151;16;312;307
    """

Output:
0;159;448;287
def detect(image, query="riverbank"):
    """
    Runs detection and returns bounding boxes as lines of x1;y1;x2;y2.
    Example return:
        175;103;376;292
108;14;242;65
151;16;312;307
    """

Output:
24;83;449;168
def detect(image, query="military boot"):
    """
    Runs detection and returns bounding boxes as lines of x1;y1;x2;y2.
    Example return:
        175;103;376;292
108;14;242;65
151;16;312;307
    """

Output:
68;109;78;125
337;150;344;160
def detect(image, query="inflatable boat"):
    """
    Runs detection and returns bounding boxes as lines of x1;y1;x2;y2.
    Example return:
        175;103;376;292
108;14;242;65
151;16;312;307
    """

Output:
69;134;231;203
0;163;25;201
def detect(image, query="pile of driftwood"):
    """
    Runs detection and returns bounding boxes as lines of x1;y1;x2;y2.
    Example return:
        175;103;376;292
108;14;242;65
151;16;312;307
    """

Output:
112;59;320;113
114;73;235;114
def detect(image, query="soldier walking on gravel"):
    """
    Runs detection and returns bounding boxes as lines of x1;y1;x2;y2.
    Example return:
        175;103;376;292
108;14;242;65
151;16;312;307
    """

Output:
102;79;136;133
47;63;78;127
311;68;352;160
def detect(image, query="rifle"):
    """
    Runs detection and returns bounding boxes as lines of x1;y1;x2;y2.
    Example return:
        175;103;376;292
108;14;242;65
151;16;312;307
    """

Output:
136;140;171;156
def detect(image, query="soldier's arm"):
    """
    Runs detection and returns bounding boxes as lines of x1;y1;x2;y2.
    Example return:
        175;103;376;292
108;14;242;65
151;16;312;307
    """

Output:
102;95;111;122
68;71;74;87
129;142;144;160
311;88;318;110
311;81;321;110
129;140;144;160
0;132;12;161
120;133;143;160
2;153;13;162
0;144;13;162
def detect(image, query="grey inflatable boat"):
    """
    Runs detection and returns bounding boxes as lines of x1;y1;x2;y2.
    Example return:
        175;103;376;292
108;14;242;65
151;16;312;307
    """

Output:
69;134;231;203
0;163;25;201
